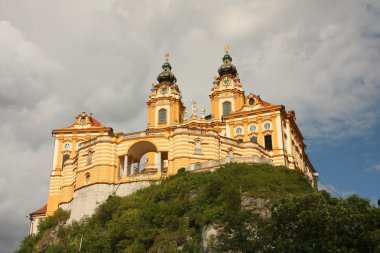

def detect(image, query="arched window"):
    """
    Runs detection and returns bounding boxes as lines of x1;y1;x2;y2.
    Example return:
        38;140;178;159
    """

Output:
249;124;257;132
264;122;271;130
235;127;243;135
76;142;82;150
158;109;167;123
87;150;93;165
264;135;273;150
194;140;202;154
223;101;231;115
85;173;90;185
62;154;70;168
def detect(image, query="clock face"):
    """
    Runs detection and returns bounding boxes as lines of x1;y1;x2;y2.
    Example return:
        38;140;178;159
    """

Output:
222;78;231;87
160;85;168;94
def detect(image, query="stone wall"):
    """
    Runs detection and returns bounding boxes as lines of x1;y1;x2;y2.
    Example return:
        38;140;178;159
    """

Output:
60;181;151;222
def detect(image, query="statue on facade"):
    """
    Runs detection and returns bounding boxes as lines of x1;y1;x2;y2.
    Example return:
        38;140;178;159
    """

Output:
190;100;198;116
184;109;188;120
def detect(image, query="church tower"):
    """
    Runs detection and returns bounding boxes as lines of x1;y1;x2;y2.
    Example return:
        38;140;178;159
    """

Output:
147;53;185;129
210;46;245;121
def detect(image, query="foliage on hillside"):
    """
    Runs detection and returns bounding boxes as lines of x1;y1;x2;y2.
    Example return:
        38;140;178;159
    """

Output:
17;164;380;252
214;192;380;252
17;208;70;253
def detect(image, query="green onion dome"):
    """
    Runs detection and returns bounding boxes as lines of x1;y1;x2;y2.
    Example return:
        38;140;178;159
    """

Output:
218;45;238;76
157;53;177;83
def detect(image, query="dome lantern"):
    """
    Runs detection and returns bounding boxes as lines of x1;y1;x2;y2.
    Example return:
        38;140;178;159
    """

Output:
218;45;238;77
157;52;177;83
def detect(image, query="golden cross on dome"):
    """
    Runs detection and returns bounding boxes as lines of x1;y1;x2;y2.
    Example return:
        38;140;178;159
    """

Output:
165;52;169;62
224;44;230;54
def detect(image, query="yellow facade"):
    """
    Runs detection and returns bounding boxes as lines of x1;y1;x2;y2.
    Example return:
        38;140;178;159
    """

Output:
30;48;317;233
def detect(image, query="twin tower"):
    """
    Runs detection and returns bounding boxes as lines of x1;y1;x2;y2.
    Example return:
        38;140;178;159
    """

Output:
147;46;245;129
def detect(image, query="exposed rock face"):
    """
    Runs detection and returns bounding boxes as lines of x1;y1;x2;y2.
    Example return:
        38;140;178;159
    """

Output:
37;221;66;252
201;223;220;253
202;195;271;252
241;194;271;218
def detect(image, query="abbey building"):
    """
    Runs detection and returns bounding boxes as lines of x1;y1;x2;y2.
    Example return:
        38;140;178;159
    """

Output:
29;47;317;234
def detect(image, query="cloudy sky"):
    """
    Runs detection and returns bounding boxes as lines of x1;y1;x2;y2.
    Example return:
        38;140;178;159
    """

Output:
1;0;379;251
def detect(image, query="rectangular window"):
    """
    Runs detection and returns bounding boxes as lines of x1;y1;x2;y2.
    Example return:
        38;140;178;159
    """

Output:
250;136;258;143
264;135;273;150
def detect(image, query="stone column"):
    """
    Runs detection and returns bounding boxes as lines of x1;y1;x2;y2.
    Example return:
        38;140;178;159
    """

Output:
130;158;135;175
123;155;128;177
157;152;162;173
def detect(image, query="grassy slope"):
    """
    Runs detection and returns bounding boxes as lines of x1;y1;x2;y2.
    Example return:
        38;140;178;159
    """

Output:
17;163;313;252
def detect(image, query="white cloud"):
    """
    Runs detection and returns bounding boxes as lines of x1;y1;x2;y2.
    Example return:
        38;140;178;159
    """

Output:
0;1;379;252
365;163;380;172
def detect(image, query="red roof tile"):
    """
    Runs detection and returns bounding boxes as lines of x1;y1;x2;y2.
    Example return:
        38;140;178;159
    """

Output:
262;100;272;106
90;116;103;127
66;114;105;128
30;204;47;216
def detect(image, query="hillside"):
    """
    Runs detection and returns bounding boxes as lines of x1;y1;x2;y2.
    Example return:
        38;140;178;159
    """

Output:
17;164;380;252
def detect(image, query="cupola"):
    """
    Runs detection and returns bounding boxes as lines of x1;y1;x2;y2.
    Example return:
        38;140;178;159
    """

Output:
157;52;177;83
218;45;238;77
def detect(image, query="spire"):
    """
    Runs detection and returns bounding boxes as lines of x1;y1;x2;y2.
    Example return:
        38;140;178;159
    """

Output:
157;52;177;83
218;45;237;76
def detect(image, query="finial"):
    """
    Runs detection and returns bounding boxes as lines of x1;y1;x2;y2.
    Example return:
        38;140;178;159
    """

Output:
164;52;169;63
224;44;230;54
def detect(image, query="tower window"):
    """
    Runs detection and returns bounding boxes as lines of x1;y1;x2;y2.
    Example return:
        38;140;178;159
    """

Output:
87;150;93;165
62;154;70;168
264;135;273;150
223;101;231;115
158;109;167;123
264;122;271;130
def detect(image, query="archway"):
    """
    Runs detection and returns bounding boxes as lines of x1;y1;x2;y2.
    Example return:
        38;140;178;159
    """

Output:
119;141;168;177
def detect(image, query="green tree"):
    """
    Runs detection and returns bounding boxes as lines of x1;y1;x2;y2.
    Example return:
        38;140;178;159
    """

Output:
265;192;380;253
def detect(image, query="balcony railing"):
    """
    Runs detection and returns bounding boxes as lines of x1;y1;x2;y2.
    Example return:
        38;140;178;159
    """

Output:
123;130;166;140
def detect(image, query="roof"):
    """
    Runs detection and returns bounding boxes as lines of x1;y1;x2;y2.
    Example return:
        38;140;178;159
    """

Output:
30;203;47;216
90;116;103;127
261;100;272;107
52;112;114;135
66;114;105;128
